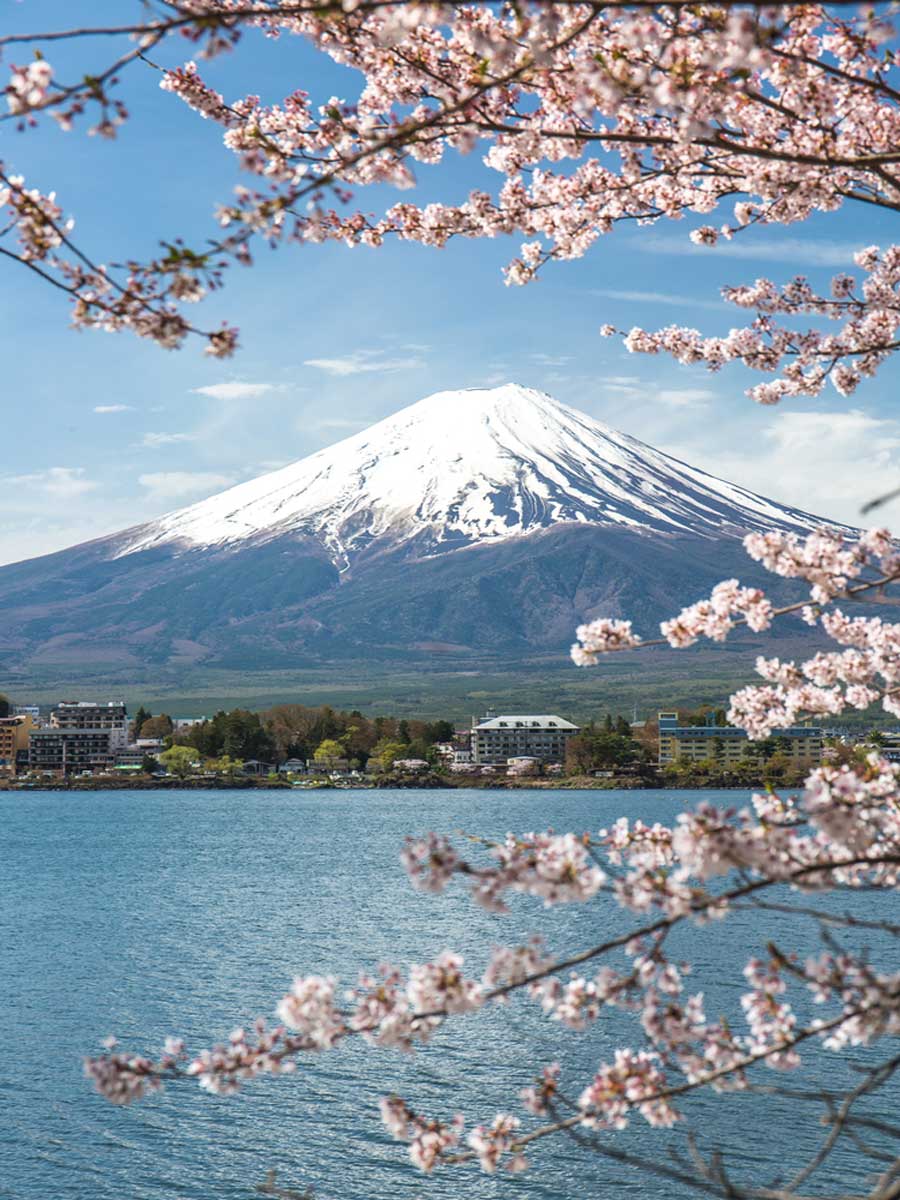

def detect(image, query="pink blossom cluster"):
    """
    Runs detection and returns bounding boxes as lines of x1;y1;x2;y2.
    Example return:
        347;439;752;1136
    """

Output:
741;959;799;1070
379;1096;465;1173
629;243;900;403
6;61;54;117
744;527;898;604
482;938;552;993
804;951;900;1050
402;828;605;912
275;975;345;1049
571;618;641;665
660;580;773;648
521;1062;561;1115
578;1049;678;1130
185;1023;300;1095
84;1035;184;1105
466;1114;526;1174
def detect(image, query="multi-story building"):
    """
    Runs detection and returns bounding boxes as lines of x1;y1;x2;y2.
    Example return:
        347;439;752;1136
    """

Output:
875;731;900;762
28;729;116;776
14;704;41;724
657;712;823;767
50;701;129;749
472;713;580;765
0;715;33;776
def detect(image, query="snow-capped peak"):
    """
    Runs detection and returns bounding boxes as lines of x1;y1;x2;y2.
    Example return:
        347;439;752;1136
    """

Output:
115;383;815;565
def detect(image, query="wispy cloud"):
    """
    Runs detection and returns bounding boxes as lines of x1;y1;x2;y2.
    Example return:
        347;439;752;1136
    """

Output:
530;352;572;367
593;288;726;311
93;404;133;414
192;381;278;402
7;466;98;498
657;387;716;408
139;471;234;502
303;350;425;377
639;234;864;268
140;431;198;448
665;409;900;526
600;374;642;397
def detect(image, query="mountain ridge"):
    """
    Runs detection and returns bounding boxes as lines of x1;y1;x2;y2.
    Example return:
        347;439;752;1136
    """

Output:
0;383;845;692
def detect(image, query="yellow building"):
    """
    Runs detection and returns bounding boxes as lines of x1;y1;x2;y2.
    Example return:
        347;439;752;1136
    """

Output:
658;712;822;767
0;715;33;776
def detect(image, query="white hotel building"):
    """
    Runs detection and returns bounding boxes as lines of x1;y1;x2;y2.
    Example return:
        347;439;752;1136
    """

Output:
472;713;580;766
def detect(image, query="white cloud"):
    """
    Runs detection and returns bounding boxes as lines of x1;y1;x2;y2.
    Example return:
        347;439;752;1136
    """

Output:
303;350;425;377
139;472;234;502
593;288;726;311
140;431;198;448
93;404;133;414
665;409;900;526
7;467;98;498
639;234;864;268
601;375;642;397
657;388;716;408
192;381;277;402
530;352;572;367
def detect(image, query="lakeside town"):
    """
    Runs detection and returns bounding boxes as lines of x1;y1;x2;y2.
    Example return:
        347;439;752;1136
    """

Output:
0;693;894;790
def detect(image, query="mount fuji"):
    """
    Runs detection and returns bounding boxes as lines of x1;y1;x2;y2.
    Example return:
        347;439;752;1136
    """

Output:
114;383;812;563
0;384;834;695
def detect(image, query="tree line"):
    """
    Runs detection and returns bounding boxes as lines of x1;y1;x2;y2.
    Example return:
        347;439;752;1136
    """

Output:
131;704;456;771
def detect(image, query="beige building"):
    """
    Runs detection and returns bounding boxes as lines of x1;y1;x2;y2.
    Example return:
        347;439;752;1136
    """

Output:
658;712;823;767
0;715;33;776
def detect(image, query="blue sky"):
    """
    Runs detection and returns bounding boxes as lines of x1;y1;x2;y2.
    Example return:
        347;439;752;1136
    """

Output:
2;4;899;565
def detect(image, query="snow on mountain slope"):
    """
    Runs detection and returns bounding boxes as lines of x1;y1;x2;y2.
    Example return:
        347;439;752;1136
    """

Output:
115;383;815;567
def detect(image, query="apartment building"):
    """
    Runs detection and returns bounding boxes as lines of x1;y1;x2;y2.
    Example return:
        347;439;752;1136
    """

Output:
0;715;33;777
657;712;823;767
28;729;116;776
50;701;129;749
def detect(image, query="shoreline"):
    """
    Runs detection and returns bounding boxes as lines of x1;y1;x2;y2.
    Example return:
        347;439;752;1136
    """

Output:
0;773;794;793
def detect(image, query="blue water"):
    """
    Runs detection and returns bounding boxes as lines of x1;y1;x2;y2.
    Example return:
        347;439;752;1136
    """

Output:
0;788;892;1199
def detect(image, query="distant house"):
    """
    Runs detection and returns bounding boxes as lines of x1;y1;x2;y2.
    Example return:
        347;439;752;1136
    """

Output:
278;758;307;774
240;759;276;776
393;758;429;772
472;713;580;765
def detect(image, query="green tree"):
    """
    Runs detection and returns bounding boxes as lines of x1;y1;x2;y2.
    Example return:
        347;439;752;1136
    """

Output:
423;719;455;744
132;705;152;737
0;694;11;718
372;739;407;771
313;738;345;769
160;745;196;779
140;754;159;775
208;754;243;780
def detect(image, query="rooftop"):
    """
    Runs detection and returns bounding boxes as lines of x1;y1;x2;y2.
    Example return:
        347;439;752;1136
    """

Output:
474;714;579;731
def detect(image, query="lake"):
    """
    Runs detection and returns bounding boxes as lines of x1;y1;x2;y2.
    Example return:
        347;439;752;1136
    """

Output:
0;788;887;1199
